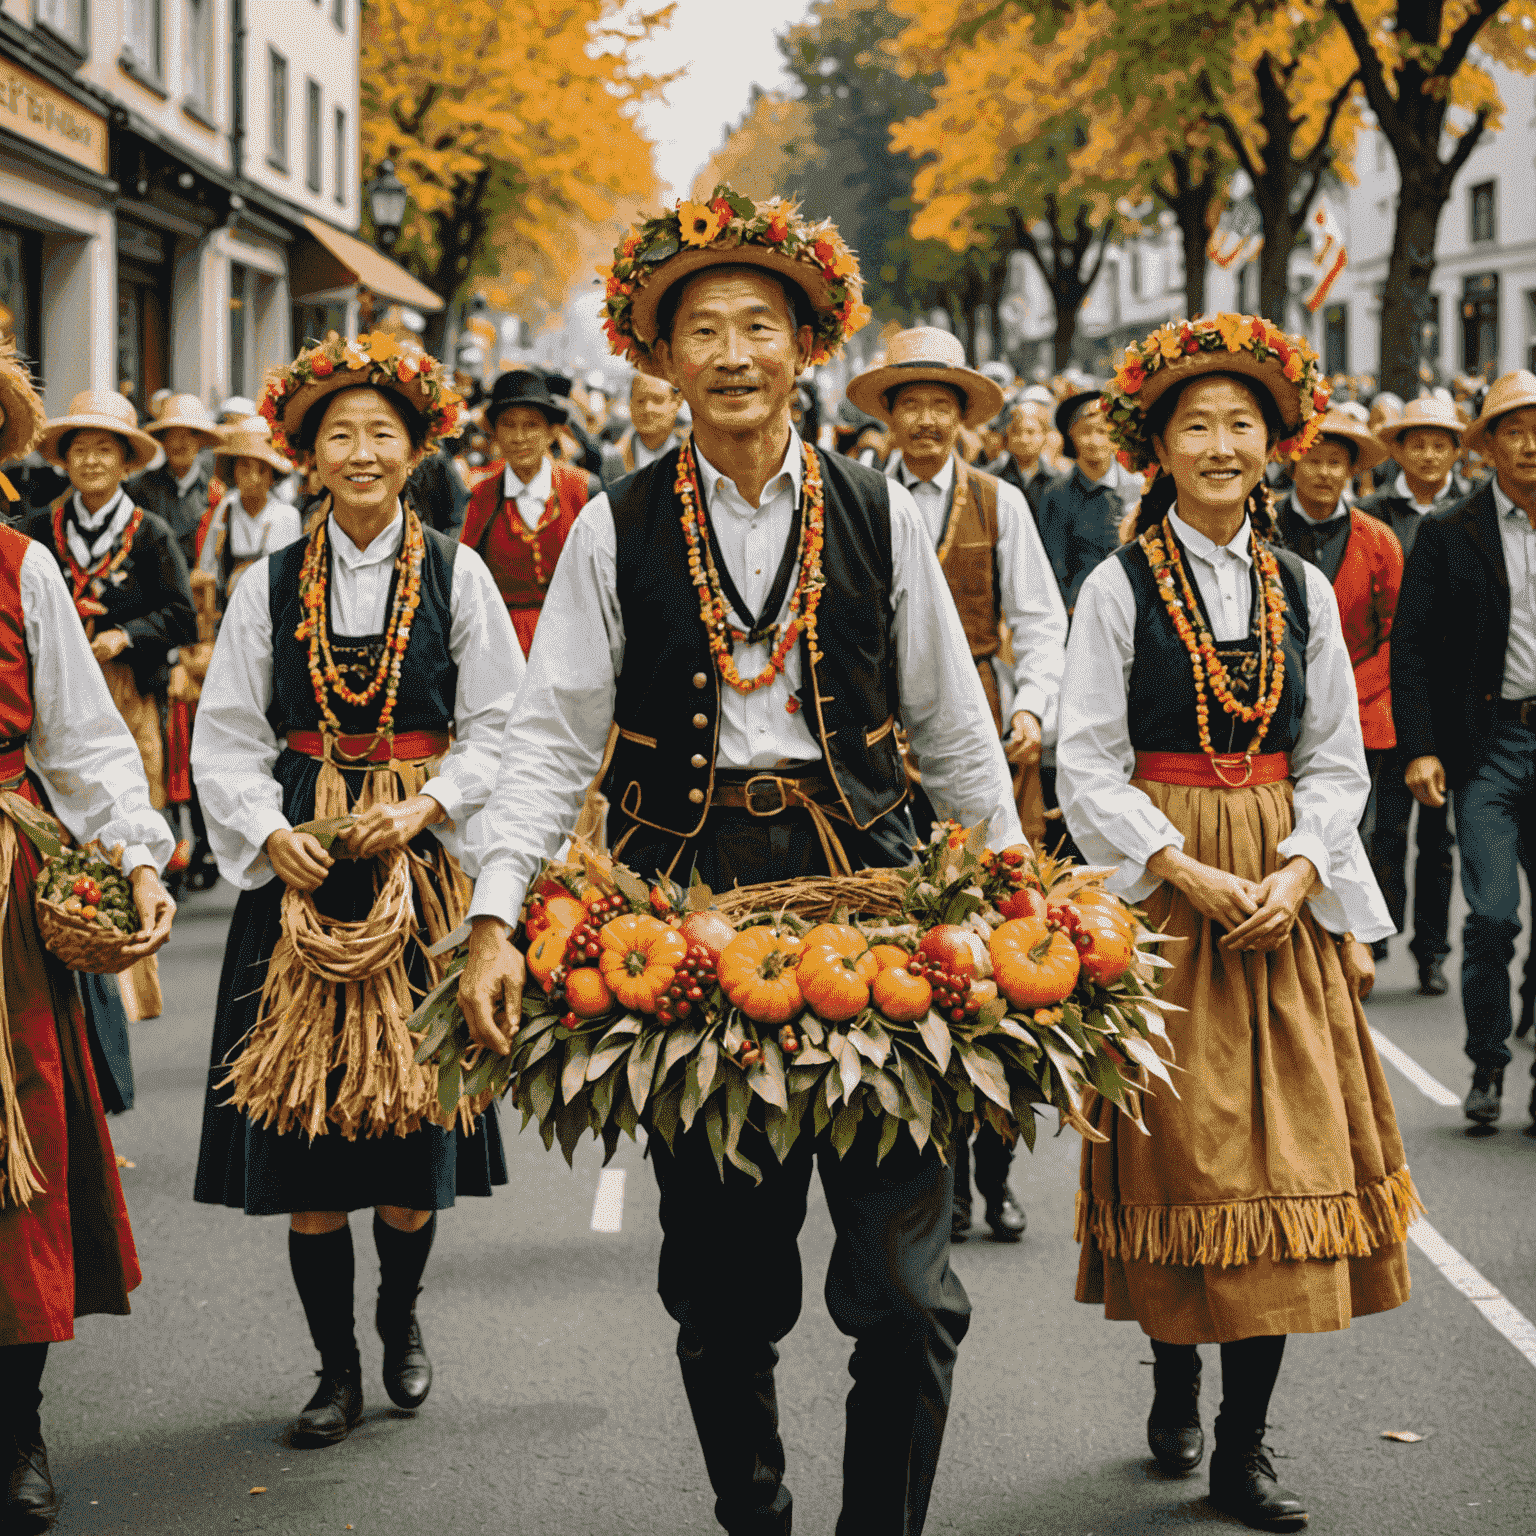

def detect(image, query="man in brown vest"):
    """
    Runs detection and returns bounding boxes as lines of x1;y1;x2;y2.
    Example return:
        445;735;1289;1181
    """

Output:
849;328;1067;1243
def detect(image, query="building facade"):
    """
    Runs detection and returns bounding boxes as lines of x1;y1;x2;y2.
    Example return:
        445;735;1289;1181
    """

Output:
0;1;433;423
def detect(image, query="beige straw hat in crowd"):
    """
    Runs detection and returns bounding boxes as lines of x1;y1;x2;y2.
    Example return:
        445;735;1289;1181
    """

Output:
1463;370;1536;458
846;328;1006;430
1373;395;1464;450
145;393;224;448
1308;408;1390;473
215;415;293;482
40;390;161;473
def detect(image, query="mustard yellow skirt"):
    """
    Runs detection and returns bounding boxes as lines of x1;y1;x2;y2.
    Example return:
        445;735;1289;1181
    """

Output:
1075;777;1420;1344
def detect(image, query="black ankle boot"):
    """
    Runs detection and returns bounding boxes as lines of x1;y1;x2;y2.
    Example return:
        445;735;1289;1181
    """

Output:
6;1429;59;1534
1147;1347;1204;1474
376;1287;432;1411
289;1363;364;1448
1209;1422;1307;1531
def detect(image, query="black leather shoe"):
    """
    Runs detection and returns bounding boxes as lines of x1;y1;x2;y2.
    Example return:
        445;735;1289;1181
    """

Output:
984;1191;1027;1242
6;1433;59;1533
1209;1440;1307;1530
1147;1353;1203;1475
1417;960;1448;997
378;1303;433;1411
1464;1067;1504;1126
288;1366;363;1448
950;1206;971;1243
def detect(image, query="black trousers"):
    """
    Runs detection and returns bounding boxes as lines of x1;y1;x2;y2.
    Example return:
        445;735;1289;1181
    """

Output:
1370;745;1454;962
651;1122;970;1536
950;1123;1014;1219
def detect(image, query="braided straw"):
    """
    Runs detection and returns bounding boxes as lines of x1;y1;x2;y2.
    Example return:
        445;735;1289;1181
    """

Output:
710;871;909;925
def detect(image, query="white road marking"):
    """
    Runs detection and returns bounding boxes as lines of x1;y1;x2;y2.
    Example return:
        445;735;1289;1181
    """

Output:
1409;1218;1536;1371
590;1167;626;1233
1368;1026;1462;1107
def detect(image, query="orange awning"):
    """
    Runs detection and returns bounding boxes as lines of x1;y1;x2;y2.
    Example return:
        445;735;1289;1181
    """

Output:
290;215;444;312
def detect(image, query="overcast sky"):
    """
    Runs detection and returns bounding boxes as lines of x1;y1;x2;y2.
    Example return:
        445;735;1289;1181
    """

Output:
630;0;815;202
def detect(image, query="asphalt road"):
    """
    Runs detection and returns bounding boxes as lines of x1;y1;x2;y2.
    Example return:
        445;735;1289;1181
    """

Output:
37;878;1536;1536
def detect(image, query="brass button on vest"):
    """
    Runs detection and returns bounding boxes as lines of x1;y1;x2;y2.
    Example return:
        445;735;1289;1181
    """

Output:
691;754;707;769
692;713;708;729
692;672;708;689
688;788;705;804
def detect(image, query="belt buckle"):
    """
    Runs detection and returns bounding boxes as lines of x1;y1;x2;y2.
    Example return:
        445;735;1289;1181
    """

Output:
1210;753;1253;787
1521;701;1536;729
743;774;789;817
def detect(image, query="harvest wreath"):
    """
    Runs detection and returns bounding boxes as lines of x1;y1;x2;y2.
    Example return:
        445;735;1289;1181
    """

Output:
412;823;1179;1179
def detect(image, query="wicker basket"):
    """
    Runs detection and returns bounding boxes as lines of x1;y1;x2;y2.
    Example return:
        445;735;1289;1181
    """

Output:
34;854;143;975
710;870;910;925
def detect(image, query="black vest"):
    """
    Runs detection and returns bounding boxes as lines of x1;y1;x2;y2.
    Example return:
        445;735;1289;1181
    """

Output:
265;521;460;737
1116;534;1310;756
606;445;907;838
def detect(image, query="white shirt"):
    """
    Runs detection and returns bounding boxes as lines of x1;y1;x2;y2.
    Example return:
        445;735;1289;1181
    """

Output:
197;491;303;576
502;457;555;531
190;511;524;889
1056;509;1391;941
465;428;1023;926
174;463;203;499
633;432;677;471
66;488;136;567
1493;477;1536;700
899;455;1067;734
16;541;172;876
1393;469;1455;515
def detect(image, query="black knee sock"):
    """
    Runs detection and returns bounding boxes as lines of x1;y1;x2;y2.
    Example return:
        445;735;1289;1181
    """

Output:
288;1226;359;1376
1148;1339;1201;1418
1;1342;48;1439
373;1211;435;1338
1216;1335;1287;1441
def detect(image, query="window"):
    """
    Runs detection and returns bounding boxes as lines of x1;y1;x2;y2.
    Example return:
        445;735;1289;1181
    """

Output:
1470;180;1496;245
332;0;346;28
185;0;213;114
334;107;347;204
34;0;86;51
306;80;322;193
1462;272;1499;376
1527;290;1536;372
124;0;163;81
268;49;288;170
1323;303;1348;376
229;261;252;400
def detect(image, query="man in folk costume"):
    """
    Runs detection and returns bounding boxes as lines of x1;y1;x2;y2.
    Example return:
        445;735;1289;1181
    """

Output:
126;393;224;570
848;325;1067;1247
458;188;1026;1536
0;346;176;1533
1058;316;1418;1530
459;369;598;658
1355;396;1471;998
1038;390;1133;610
26;392;197;1017
191;332;523;1447
601;371;685;491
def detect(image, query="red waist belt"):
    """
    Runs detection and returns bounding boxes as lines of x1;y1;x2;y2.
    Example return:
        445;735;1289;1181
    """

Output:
284;730;451;765
1134;751;1291;789
0;745;26;786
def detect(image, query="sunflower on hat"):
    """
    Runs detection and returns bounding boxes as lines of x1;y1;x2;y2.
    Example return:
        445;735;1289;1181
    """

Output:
600;184;872;370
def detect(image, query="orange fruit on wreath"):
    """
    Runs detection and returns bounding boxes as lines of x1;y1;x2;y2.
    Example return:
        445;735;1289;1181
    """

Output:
528;894;584;939
871;965;933;1023
1075;907;1137;986
597;913;688;1014
990;917;1080;1008
798;924;879;1022
526;926;570;988
565;967;615;1018
718;927;803;1025
869;943;912;971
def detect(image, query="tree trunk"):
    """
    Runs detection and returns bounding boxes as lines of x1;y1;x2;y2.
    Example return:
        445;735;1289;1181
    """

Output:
1179;210;1208;320
1377;167;1449;400
1051;281;1080;373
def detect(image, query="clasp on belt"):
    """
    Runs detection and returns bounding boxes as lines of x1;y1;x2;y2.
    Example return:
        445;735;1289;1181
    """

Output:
1209;753;1254;787
1520;700;1536;728
743;774;791;816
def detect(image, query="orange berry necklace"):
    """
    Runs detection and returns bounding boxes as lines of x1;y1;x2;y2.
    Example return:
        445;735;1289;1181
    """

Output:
294;504;425;743
1140;516;1288;775
675;437;827;698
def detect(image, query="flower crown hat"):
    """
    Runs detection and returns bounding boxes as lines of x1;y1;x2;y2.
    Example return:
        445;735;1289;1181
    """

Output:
1103;313;1330;475
258;330;467;461
601;185;872;370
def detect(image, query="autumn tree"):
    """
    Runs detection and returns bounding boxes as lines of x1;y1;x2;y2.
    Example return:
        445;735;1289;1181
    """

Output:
691;91;818;206
1326;0;1536;397
360;0;670;343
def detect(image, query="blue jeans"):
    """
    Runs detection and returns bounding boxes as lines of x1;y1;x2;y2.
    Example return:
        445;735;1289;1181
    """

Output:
1453;718;1536;1071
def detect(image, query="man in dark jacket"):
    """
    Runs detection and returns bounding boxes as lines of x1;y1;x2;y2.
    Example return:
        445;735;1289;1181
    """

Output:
989;398;1057;518
1390;370;1536;1133
1036;390;1125;611
126;393;223;568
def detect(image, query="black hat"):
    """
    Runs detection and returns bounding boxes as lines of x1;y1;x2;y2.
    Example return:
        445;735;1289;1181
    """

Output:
1054;389;1104;460
486;369;565;429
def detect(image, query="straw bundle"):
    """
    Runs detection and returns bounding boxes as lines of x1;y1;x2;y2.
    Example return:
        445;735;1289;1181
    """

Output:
0;816;43;1208
710;870;909;925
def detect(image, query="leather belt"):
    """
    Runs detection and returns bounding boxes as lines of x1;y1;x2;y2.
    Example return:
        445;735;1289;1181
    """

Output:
1134;751;1291;789
284;730;451;766
708;772;855;875
1495;697;1536;726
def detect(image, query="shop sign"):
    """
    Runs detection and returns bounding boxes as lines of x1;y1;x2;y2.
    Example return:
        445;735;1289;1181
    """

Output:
0;57;107;177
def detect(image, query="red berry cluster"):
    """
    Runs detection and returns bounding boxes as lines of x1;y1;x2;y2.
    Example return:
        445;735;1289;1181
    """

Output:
1054;905;1095;954
778;1023;799;1056
563;894;628;968
656;944;716;1026
908;954;982;1025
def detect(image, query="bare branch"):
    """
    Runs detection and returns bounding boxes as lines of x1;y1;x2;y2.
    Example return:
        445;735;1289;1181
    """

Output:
1326;0;1395;126
1444;105;1493;182
1440;0;1511;84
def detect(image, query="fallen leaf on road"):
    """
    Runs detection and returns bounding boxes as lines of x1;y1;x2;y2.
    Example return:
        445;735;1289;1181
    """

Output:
1380;1431;1424;1443
249;1486;267;1494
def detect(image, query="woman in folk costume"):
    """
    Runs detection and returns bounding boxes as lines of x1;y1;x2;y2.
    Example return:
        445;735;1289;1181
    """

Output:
196;415;303;607
1056;317;1419;1532
458;368;596;658
26;392;196;1019
190;331;522;1449
0;348;176;1533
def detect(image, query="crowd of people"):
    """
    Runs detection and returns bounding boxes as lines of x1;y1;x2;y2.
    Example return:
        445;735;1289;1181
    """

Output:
0;178;1532;1536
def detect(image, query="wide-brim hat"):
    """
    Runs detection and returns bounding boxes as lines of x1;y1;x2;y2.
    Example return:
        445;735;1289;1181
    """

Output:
485;369;565;429
1375;395;1464;450
215;415;293;480
40;390;161;473
1054;390;1106;460
145;392;222;446
846;328;1006;430
1131;347;1302;436
1306;409;1389;473
1464;369;1536;457
0;340;45;466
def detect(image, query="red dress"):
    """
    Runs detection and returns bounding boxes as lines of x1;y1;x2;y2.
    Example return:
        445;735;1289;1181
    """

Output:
460;461;589;657
0;524;141;1344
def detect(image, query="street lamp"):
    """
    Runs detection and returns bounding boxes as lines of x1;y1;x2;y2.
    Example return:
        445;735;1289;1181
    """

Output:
366;159;408;251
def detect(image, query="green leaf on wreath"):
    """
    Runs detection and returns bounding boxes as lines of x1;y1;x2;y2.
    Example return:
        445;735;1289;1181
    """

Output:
876;1112;901;1165
748;1036;789;1109
561;1035;594;1104
626;1027;665;1114
916;1009;952;1073
612;864;651;908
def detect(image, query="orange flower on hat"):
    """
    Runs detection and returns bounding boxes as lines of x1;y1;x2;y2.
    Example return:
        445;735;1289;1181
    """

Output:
678;200;727;248
361;330;399;364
